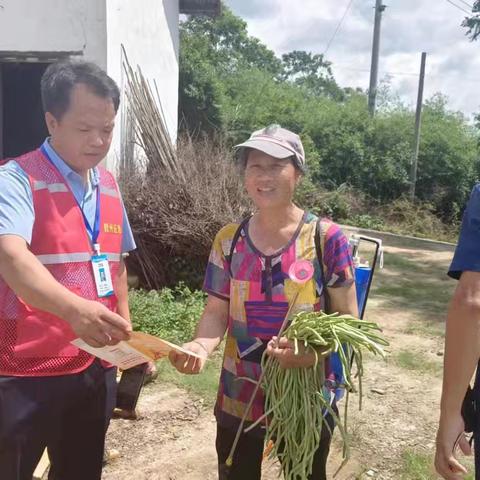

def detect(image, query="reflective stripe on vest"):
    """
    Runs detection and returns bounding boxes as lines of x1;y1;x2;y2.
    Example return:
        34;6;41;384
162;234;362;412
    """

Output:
33;181;119;199
100;185;120;198
32;181;69;193
36;252;122;265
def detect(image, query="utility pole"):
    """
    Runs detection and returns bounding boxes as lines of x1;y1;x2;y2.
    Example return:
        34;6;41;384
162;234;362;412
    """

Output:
368;0;386;115
409;52;427;202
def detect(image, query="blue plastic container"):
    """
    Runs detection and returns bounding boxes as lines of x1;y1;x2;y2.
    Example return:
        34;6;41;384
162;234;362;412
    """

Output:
355;265;372;316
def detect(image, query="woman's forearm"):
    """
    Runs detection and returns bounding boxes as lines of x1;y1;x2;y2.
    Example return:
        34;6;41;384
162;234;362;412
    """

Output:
193;296;229;355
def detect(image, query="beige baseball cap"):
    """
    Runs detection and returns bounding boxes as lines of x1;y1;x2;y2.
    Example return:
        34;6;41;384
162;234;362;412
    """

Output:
235;124;306;171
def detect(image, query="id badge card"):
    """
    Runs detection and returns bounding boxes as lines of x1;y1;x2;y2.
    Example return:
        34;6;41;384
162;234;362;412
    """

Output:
91;254;114;297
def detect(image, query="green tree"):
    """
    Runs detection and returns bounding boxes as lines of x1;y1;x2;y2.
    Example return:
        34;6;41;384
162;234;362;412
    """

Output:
462;0;480;40
178;3;479;221
222;67;319;145
474;112;480;131
179;28;225;135
281;50;345;100
179;4;282;134
298;90;479;217
180;7;282;76
416;94;479;218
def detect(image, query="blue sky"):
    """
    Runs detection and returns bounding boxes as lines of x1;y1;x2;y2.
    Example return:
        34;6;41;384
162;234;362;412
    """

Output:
225;0;480;119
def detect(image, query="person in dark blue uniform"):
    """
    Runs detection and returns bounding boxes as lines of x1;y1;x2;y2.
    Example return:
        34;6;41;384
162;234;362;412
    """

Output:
436;183;480;479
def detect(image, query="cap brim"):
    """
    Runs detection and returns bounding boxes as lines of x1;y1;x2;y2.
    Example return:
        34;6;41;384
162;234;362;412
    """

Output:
234;139;293;160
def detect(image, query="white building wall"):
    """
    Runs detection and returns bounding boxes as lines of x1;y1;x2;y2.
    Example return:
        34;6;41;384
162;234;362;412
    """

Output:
0;0;180;173
105;0;180;171
0;0;107;67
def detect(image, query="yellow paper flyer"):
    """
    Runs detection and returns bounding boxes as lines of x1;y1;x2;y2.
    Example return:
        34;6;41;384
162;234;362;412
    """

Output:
72;331;203;369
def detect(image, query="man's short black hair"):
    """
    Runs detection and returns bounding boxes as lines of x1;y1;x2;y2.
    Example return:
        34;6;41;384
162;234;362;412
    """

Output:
41;60;120;119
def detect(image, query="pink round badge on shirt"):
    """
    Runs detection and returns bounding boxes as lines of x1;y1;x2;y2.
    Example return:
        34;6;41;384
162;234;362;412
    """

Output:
288;260;314;284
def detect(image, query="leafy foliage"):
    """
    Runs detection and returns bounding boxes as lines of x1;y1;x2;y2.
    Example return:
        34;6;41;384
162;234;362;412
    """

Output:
281;50;344;100
178;4;479;223
463;0;480;41
129;284;206;344
179;6;281;134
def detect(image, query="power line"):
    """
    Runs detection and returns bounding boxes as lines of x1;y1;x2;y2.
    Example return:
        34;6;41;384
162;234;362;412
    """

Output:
446;0;473;13
456;0;474;10
334;64;419;77
333;63;480;83
445;0;473;14
323;0;356;56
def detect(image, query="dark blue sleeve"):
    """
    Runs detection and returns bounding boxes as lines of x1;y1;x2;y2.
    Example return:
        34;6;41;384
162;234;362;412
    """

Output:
449;183;480;280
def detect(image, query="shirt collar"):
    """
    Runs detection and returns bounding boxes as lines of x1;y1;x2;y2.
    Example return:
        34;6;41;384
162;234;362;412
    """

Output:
41;138;100;187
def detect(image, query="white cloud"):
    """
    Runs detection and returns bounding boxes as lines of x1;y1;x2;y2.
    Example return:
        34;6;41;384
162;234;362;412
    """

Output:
225;0;480;118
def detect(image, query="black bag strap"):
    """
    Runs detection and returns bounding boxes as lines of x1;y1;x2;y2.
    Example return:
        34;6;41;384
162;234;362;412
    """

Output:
314;218;331;314
226;216;251;277
462;362;480;432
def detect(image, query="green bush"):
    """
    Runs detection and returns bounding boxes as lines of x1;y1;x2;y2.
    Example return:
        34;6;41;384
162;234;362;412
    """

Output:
295;182;367;221
349;214;385;231
381;197;459;242
295;180;459;242
129;284;206;344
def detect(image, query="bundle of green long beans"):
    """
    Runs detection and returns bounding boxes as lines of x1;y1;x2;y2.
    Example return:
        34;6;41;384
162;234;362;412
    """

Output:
257;311;388;479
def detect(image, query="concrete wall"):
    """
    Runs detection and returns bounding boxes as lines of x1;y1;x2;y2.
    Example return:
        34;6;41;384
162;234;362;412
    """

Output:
105;0;180;171
342;225;456;252
0;0;107;67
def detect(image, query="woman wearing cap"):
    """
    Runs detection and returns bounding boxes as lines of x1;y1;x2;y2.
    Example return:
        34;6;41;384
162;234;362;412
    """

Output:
170;125;358;479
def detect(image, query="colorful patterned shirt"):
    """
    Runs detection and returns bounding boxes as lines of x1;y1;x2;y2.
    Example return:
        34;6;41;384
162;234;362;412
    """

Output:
203;212;354;433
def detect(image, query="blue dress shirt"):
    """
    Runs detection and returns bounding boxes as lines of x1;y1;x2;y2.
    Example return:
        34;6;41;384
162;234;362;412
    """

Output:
449;183;480;279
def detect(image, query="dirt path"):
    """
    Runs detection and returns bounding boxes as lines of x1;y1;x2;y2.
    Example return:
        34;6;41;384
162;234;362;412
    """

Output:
104;243;459;480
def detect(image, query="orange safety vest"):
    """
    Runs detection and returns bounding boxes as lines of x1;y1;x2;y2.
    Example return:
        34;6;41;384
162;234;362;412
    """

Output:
0;148;123;376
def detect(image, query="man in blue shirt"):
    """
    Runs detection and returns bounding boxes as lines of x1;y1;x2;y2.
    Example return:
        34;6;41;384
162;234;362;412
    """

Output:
0;139;136;253
436;184;480;479
0;60;135;480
